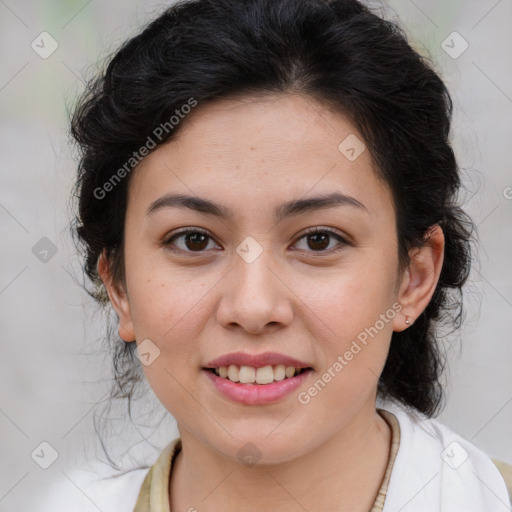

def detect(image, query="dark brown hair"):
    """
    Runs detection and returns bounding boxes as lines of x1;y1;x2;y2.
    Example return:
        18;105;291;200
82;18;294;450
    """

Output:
69;0;474;468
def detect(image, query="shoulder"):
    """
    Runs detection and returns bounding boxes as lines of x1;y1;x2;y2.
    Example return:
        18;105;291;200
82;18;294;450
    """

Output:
38;464;150;512
133;437;182;511
491;458;512;503
378;400;512;509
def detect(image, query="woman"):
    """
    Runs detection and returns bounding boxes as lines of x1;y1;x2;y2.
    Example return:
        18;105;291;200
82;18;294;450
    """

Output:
54;0;512;510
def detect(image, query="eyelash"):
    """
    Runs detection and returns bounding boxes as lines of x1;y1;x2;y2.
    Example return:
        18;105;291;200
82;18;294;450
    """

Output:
163;226;350;256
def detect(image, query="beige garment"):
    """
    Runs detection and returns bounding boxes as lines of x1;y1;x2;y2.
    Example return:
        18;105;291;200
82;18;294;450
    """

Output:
132;409;511;511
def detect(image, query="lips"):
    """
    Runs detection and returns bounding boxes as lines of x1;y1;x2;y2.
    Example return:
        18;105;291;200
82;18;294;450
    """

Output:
202;351;314;404
203;365;313;405
204;351;313;369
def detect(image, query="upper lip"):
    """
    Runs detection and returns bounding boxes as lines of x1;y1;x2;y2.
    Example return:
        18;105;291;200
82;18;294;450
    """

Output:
204;351;312;369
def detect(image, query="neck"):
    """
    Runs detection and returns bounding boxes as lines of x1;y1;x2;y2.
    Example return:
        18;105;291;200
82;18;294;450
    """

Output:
170;401;392;512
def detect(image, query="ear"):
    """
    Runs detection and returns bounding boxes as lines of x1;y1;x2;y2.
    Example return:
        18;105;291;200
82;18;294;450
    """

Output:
392;225;445;332
97;250;135;342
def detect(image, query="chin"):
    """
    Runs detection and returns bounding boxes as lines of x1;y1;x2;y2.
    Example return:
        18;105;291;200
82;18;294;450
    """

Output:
213;428;310;466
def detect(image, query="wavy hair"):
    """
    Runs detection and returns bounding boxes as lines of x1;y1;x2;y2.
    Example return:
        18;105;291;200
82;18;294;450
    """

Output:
69;0;475;468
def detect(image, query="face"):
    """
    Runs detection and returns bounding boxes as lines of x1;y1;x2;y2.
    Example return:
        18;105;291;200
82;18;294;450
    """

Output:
101;93;437;464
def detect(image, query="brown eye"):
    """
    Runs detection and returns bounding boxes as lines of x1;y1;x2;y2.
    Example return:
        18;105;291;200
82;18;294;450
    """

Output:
306;232;330;251
183;232;209;251
294;228;349;253
164;229;220;253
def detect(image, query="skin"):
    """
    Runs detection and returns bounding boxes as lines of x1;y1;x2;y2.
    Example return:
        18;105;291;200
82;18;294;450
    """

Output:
98;93;444;512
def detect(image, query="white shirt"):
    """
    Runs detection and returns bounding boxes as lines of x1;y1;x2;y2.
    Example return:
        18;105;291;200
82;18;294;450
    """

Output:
37;401;511;512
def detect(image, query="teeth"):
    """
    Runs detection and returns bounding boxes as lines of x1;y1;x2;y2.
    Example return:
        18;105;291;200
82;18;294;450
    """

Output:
213;364;305;384
239;366;256;383
273;364;286;381
285;366;295;378
255;365;274;384
227;364;239;382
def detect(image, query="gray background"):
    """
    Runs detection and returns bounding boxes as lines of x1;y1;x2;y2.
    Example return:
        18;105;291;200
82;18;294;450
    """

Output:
1;0;511;510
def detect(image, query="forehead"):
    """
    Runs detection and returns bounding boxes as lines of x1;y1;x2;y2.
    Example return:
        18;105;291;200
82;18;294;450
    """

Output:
127;93;393;221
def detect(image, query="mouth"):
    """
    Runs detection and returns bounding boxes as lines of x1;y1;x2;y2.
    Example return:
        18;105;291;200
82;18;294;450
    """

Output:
202;351;314;404
202;365;314;405
203;365;313;385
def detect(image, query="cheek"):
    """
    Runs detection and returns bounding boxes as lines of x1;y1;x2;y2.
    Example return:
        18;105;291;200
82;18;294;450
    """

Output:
296;256;397;333
123;255;208;391
126;268;205;417
125;248;205;336
292;254;397;381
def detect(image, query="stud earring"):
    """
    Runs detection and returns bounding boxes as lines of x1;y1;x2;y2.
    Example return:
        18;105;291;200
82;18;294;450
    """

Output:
118;328;135;342
405;316;411;325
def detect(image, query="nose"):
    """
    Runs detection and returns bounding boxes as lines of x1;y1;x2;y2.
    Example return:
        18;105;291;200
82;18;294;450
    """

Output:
215;243;293;335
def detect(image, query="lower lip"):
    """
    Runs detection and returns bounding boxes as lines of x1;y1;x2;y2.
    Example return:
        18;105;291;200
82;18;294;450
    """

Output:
203;368;313;405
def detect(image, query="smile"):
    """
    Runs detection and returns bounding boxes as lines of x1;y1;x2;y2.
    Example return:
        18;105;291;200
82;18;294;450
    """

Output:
203;366;313;405
207;364;310;384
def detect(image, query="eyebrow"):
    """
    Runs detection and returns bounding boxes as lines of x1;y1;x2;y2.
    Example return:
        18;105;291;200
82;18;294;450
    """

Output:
146;191;368;222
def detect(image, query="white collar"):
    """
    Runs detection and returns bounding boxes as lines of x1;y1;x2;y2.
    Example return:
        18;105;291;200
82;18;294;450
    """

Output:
378;401;510;512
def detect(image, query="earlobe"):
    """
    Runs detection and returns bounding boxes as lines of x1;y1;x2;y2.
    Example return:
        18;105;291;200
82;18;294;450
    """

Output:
393;225;445;332
97;250;136;342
